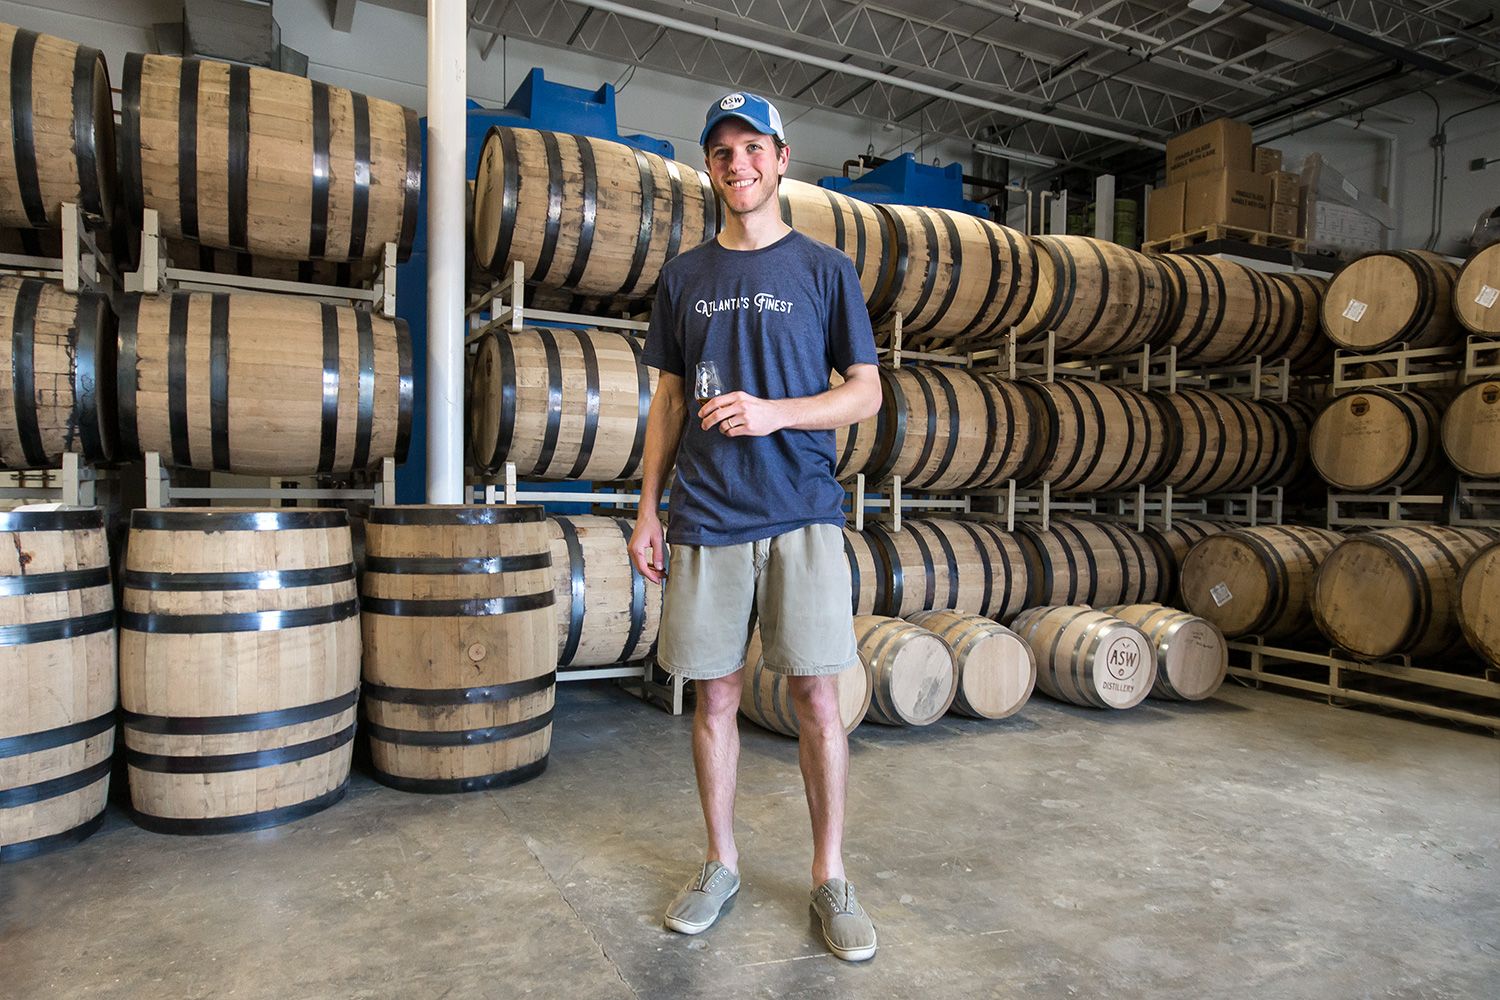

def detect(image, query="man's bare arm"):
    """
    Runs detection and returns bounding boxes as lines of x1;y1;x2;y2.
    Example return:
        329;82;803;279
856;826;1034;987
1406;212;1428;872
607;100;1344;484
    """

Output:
629;371;687;583
699;363;881;437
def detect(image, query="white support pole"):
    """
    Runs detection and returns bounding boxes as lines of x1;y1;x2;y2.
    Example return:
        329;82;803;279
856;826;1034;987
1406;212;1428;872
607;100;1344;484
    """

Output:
1094;173;1116;243
425;0;466;504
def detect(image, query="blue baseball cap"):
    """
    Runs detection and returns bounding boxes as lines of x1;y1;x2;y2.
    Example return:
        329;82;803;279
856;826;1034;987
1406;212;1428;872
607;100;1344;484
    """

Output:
700;92;786;147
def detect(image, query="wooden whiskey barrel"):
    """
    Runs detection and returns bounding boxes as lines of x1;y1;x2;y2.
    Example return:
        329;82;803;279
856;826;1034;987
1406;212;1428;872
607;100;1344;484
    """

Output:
116;290;413;476
1141;518;1231;604
472;126;715;299
0;278;115;469
0;24;114;227
1180;525;1343;640
1312;526;1499;659
780;179;884;305
1458;541;1500;666
1309;389;1447;492
1104;603;1227;702
853;615;956;727
0;507;114;862
120;52;419;262
547;514;661;670
1013;236;1174;357
868;205;1037;346
1153;388;1280;495
1454;244;1500;337
1322;250;1461;351
906;611;1035;719
1011;606;1156;710
842;525;886;616
119;508;360;833
468;326;658;482
1440;380;1500;480
1155;254;1284;365
740;628;871;737
837;367;1040;490
1022;379;1168;493
863;518;1030;620
1259;396;1319;493
362;506;556;792
1269;273;1333;374
1017;517;1162;608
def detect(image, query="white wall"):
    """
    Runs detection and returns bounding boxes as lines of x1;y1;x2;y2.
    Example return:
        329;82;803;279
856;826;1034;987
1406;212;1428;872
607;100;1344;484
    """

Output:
0;0;968;185
1263;91;1500;256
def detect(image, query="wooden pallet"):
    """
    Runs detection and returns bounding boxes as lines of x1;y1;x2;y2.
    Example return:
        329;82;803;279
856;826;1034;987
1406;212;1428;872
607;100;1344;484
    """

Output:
1143;224;1307;254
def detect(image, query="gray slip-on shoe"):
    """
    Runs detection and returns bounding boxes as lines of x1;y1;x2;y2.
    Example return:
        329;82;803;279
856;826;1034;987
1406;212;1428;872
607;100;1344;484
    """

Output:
811;878;877;961
664;861;741;935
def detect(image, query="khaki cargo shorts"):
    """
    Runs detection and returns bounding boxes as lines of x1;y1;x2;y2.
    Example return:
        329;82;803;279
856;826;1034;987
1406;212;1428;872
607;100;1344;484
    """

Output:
658;523;860;681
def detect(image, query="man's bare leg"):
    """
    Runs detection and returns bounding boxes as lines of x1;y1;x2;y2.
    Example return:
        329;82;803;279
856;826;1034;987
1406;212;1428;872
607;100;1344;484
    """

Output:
789;674;847;885
693;672;744;872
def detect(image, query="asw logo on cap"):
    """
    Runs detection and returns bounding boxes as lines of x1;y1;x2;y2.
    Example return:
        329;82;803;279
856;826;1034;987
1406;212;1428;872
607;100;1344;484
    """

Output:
719;94;746;110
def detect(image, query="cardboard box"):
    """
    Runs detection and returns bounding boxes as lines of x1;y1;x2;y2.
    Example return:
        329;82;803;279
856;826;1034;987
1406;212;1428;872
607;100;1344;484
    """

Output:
1270;203;1299;237
1303;199;1386;252
1166;119;1253;183
1301;153;1394;229
1272;171;1301;206
1184;169;1272;231
1254;146;1283;174
1147;182;1186;241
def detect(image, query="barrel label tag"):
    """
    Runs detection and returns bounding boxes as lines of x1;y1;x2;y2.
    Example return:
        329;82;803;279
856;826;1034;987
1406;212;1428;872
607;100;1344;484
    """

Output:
1210;582;1233;606
1477;284;1498;310
1341;298;1367;323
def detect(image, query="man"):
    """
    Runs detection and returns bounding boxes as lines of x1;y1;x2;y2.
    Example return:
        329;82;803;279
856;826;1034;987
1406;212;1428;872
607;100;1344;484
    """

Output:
628;92;884;961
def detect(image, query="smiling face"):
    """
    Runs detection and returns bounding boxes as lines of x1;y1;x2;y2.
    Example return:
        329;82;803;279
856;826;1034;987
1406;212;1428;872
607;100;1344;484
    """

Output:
704;117;790;222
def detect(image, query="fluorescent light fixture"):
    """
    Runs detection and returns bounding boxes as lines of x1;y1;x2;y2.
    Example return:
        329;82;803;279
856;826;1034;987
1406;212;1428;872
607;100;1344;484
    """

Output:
973;141;1058;168
1187;0;1226;11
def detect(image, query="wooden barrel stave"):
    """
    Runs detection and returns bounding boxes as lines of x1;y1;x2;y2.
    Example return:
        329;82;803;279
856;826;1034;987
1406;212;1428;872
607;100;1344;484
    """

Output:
860;518;1029;620
472;126;714;300
739;627;871;737
1312;525;1499;659
1155;254;1285;366
1104;603;1227;702
1321;250;1461;351
0;277;116;469
362;505;556;792
1180;525;1343;640
853;615;956;727
1440;380;1500;480
467;326;658;482
780;179;885;306
119;508;360;833
906;610;1035;719
116;290;412;476
1269;273;1333;374
1454;244;1500;337
547;514;661;670
1023;378;1168;493
1458;541;1500;666
0;24;115;227
1310;388;1447;492
869;204;1037;346
121;52;418;262
1014;236;1173;358
1017;517;1162;608
0;508;115;862
1153;388;1280;496
1011;605;1157;710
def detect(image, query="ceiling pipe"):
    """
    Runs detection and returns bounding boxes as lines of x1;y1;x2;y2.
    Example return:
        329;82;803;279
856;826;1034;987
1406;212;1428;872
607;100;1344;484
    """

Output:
1236;0;1500;96
564;0;1165;149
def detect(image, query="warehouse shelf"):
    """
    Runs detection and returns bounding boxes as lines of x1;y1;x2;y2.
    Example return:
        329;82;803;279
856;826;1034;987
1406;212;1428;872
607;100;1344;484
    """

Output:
846;472;972;532
0;453;112;506
465;260;648;348
467;461;659;512
1463;336;1500;383
143;452;397;508
122;208;398;317
1227;637;1500;733
876;312;1007;371
0;202;115;293
1331;343;1464;393
1098;484;1285;529
1143;224;1306;255
1325;487;1452;528
1453;480;1500;526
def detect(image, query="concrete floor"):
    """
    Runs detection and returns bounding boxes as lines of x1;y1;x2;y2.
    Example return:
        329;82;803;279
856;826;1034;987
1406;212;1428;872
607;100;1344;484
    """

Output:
2;683;1498;1000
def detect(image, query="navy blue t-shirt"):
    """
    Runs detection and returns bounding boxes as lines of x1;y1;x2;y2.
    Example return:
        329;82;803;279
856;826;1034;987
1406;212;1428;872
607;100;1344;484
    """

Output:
642;230;879;546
